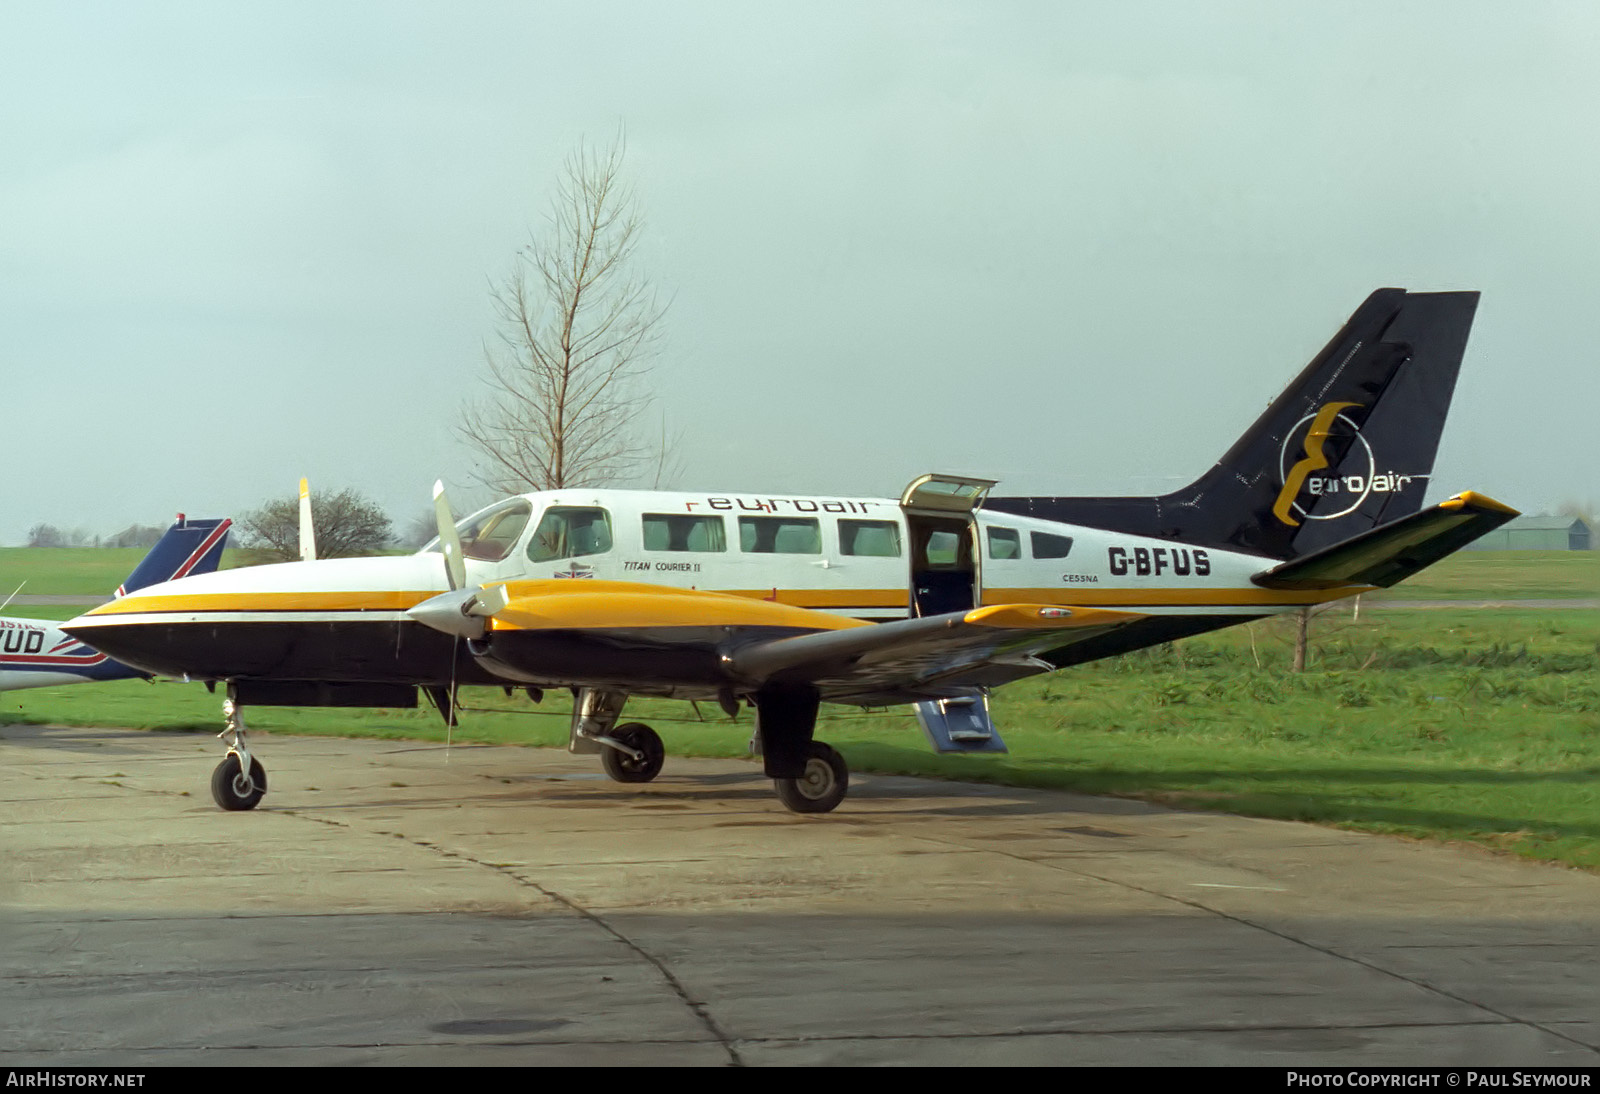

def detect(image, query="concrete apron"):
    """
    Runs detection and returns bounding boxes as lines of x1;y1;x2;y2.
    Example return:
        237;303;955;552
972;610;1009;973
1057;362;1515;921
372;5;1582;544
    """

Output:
2;724;1597;1066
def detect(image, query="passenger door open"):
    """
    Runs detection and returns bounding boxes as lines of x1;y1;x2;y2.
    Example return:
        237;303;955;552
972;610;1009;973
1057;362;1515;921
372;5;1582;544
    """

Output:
899;474;1009;755
899;474;995;618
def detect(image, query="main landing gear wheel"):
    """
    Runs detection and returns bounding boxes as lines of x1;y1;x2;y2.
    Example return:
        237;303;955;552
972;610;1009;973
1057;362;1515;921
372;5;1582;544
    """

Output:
601;722;665;783
774;741;848;814
211;754;267;811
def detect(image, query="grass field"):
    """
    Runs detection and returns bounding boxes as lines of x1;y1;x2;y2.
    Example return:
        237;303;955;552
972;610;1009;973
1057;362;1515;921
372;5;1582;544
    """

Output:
0;546;165;596
1363;548;1598;600
2;550;1596;870
4;543;1592;601
0;546;268;597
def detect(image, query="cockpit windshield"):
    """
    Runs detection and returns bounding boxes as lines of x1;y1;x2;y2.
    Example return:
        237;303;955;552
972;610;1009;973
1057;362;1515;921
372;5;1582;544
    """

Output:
418;499;533;563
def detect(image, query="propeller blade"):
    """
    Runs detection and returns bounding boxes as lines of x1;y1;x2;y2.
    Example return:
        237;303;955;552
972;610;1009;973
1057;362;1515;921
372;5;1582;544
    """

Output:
432;480;465;591
298;477;317;562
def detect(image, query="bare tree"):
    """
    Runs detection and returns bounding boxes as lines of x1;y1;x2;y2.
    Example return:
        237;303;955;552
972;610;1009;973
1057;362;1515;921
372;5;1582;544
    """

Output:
241;488;393;561
459;137;669;492
402;507;446;550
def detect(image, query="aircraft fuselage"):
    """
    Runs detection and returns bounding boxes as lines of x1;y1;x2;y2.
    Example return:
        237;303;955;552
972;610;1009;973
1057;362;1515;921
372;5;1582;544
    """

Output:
68;487;1352;696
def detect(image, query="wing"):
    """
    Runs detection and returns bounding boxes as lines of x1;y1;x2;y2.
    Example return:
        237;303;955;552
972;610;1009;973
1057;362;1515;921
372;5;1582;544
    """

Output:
407;579;1145;703
723;603;1145;704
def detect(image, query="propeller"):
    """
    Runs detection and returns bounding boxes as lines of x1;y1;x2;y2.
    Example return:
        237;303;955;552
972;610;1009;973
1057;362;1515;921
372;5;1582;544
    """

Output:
406;480;505;640
298;477;317;562
432;479;466;592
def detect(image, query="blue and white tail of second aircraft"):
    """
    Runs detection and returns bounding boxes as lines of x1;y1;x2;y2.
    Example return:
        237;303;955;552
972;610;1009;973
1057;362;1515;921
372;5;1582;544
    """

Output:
1;516;231;692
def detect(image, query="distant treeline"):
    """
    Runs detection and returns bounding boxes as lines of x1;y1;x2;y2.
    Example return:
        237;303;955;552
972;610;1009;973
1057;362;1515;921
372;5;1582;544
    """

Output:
24;523;166;549
22;485;406;555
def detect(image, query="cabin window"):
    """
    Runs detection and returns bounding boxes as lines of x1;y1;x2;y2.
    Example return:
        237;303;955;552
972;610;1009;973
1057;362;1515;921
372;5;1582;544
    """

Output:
642;513;726;552
453;500;533;562
986;527;1021;560
924;530;963;568
839;519;901;558
528;506;613;562
1030;531;1074;559
739;516;821;554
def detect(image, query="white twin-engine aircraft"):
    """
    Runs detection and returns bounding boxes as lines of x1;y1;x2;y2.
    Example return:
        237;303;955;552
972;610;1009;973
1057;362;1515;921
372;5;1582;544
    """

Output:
66;289;1517;814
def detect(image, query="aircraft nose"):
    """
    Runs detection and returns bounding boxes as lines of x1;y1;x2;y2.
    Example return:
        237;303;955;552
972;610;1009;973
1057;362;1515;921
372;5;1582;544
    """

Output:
59;611;179;678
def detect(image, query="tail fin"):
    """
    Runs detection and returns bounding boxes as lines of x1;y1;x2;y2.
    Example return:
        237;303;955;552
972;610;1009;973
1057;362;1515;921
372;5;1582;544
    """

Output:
986;289;1481;560
115;515;232;597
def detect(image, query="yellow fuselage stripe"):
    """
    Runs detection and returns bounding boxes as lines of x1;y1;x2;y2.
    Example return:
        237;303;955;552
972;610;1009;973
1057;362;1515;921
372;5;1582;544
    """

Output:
82;582;1368;620
83;591;444;616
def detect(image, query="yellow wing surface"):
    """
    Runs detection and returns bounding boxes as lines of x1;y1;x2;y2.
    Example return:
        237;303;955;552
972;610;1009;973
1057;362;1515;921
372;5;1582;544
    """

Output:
476;580;1144;703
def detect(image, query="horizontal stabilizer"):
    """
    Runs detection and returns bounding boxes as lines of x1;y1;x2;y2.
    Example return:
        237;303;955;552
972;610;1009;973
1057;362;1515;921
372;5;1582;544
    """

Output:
1250;491;1519;590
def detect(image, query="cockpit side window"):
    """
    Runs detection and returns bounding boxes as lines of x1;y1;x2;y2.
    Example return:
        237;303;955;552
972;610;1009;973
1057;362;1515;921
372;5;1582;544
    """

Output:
528;507;614;562
454;501;533;562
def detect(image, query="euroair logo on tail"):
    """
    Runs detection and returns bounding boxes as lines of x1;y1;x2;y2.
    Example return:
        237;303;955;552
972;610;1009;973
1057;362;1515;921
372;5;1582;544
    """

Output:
1273;402;1420;527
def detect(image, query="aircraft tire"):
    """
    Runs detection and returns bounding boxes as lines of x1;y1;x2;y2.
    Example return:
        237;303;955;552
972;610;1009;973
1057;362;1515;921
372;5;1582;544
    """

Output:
602;723;665;783
774;742;849;814
211;754;267;811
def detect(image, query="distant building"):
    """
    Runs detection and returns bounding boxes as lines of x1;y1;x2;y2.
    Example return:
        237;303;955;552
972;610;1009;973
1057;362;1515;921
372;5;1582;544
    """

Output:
1464;515;1592;551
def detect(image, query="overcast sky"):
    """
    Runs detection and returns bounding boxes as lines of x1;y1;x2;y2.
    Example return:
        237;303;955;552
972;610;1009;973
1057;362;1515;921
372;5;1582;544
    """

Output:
4;1;1596;547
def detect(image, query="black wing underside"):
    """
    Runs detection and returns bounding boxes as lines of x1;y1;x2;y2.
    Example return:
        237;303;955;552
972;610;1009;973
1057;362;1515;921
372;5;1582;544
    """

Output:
725;604;1145;704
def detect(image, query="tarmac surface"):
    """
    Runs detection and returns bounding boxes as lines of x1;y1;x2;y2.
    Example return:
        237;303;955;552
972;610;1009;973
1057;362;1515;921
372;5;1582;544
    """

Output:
2;723;1598;1067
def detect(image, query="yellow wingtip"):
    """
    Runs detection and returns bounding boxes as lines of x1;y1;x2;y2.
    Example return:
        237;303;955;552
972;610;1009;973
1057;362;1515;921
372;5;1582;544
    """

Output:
1440;491;1519;516
964;604;1143;629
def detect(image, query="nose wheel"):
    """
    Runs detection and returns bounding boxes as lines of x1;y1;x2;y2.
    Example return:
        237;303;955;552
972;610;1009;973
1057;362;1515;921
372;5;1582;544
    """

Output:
211;686;268;811
211;753;267;811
